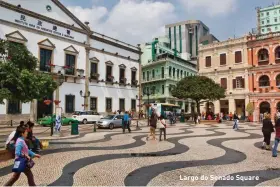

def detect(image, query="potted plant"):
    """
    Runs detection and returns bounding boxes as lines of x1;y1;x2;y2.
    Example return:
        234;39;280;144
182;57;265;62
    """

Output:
246;102;254;122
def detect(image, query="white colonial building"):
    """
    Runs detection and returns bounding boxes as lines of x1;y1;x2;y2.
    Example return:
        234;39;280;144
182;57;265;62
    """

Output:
0;0;140;121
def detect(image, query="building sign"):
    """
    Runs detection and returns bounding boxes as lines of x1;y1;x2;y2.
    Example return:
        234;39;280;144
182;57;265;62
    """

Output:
14;14;75;40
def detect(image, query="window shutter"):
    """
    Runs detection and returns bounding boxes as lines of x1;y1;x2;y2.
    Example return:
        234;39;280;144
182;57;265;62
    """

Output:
233;79;236;89
206;56;211;67
235;51;242;63
220;78;227;89
241;78;245;88
220;54;226;65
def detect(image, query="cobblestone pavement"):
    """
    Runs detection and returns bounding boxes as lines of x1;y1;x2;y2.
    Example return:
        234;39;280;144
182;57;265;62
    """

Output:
1;122;280;186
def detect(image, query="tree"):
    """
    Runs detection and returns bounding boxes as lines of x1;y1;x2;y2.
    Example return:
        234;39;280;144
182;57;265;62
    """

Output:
0;39;57;104
246;102;254;115
171;76;226;114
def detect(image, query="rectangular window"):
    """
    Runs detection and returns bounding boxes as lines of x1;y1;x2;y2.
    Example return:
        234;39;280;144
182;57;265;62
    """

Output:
235;51;242;63
131;99;136;111
162;85;165;94
147;71;150;81
65;54;75;75
106;65;112;81
205;56;211;67
152;69;155;78
184;71;186;77
119;98;125;112
131;70;136;84
262;21;265;25
233;77;245;89
161;67;164;78
267;19;270;24
106;98;112;111
40;48;52;72
177;69;179;78
143;72;145;80
65;95;75;113
90;62;98;79
119;68;125;83
180;70;183;78
220;78;227;89
275;18;278;22
220;53;226;65
90;97;97;111
7;100;20;114
267;12;269;16
169;67;172;76
187;72;189;76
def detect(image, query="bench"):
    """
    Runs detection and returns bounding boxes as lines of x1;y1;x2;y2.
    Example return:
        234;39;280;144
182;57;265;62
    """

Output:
0;149;13;162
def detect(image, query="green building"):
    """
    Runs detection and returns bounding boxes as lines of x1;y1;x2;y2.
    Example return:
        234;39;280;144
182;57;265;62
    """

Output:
140;36;197;112
257;3;280;34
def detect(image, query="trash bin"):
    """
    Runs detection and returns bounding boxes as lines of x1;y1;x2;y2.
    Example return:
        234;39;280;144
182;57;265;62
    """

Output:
71;120;79;135
180;115;185;122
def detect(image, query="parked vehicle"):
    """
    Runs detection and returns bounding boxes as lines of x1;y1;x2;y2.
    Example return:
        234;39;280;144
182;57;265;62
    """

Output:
72;111;103;124
38;116;75;126
97;114;123;129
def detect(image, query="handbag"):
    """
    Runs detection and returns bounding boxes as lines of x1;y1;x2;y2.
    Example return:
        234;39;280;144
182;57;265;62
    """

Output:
12;156;27;173
27;159;35;169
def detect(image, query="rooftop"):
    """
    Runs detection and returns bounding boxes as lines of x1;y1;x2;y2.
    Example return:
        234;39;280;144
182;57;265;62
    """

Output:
165;20;209;31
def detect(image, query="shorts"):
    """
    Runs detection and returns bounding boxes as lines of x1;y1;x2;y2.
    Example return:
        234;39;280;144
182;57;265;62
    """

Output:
150;127;156;134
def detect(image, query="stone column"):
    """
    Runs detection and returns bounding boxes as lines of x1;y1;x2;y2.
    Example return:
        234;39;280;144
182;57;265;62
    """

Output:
214;100;220;114
84;35;90;110
187;100;191;113
245;96;250;116
229;98;235;114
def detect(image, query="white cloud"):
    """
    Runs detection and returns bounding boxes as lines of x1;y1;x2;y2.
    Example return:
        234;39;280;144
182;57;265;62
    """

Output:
67;0;177;45
179;0;237;17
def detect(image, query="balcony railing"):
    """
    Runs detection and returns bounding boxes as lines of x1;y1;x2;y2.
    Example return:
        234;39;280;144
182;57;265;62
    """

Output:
131;80;138;87
90;73;99;80
258;59;269;66
119;77;127;85
142;74;185;83
276;58;280;64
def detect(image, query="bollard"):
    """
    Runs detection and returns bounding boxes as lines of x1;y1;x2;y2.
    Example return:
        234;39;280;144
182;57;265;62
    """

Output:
136;120;141;130
93;123;96;132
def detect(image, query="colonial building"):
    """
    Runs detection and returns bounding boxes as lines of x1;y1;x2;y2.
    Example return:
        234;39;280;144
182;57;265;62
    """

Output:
140;36;197;112
247;32;280;122
0;0;140;121
198;36;250;118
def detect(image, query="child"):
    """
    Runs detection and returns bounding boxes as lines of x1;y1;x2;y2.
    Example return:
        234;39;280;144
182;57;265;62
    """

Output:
272;116;280;157
159;115;166;141
4;125;41;186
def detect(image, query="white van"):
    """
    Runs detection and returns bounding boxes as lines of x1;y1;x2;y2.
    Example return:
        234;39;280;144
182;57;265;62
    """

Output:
72;111;103;124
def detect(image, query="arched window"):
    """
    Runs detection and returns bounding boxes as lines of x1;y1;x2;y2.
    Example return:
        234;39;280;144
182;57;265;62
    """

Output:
275;46;280;64
276;74;280;87
259;75;270;87
258;49;269;65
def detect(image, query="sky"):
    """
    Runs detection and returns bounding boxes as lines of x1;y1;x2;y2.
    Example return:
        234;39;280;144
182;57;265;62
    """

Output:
61;0;278;45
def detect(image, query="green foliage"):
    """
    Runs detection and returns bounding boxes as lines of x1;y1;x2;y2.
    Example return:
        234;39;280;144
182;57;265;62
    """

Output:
0;40;57;104
171;76;226;113
246;102;254;115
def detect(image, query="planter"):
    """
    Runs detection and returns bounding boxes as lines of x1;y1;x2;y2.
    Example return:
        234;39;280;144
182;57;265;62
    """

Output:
54;100;61;105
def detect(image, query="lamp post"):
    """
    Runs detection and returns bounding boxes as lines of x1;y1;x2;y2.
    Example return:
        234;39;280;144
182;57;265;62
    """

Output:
80;90;91;111
136;95;142;130
143;89;153;126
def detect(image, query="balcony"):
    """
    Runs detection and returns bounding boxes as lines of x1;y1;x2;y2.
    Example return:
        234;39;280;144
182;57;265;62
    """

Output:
142;75;184;83
131;80;138;87
119;77;127;85
258;59;269;66
90;73;99;81
106;75;114;84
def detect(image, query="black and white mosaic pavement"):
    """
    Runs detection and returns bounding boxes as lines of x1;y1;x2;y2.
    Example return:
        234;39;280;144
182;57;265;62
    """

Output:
0;122;280;186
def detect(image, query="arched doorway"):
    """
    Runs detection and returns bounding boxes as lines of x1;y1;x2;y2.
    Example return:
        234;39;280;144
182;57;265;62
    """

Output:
259;101;271;114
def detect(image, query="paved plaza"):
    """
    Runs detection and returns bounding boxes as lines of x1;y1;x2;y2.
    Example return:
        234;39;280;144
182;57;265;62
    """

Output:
0;122;280;186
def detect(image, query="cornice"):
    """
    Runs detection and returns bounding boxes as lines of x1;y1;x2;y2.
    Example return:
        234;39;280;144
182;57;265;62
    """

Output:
89;47;139;63
91;35;141;54
0;1;88;35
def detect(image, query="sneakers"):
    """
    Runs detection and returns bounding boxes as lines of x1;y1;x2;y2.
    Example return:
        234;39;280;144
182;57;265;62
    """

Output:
266;145;270;150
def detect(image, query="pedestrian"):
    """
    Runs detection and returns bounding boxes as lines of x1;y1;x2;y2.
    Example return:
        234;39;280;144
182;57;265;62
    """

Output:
26;122;43;153
272;114;280;157
158;115;166;141
146;108;158;141
4;125;41;186
123;111;131;133
233;112;239;130
197;114;201;124
168;111;173;125
262;113;274;150
260;113;264;123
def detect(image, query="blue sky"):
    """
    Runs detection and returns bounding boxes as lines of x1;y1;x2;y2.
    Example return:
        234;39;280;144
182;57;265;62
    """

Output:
62;0;277;45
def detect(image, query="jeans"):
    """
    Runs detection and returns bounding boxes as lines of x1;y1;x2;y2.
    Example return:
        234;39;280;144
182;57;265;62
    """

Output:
233;119;239;129
159;128;166;141
272;137;280;156
122;121;131;133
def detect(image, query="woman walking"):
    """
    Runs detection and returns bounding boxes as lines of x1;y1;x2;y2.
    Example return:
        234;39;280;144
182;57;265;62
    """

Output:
158;115;166;141
4;125;41;186
262;113;274;150
272;115;280;157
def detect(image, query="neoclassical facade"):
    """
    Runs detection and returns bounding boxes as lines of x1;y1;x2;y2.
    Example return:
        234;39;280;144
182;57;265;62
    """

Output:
198;36;250;117
247;32;280;122
0;0;140;121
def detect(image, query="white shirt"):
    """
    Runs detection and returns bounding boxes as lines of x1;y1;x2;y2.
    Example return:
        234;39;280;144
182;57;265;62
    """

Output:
5;130;16;146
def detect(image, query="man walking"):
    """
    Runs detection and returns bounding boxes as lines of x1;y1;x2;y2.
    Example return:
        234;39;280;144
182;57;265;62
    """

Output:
123;111;131;133
233;112;239;130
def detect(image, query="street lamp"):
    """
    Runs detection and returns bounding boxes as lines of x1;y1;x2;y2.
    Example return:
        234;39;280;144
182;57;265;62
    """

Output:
143;89;153;126
80;90;91;111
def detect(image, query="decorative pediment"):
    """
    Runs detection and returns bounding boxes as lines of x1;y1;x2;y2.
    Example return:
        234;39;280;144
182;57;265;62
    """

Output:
105;61;114;65
119;64;126;69
38;38;56;49
64;45;79;54
131;67;137;71
90;57;100;62
5;30;28;42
